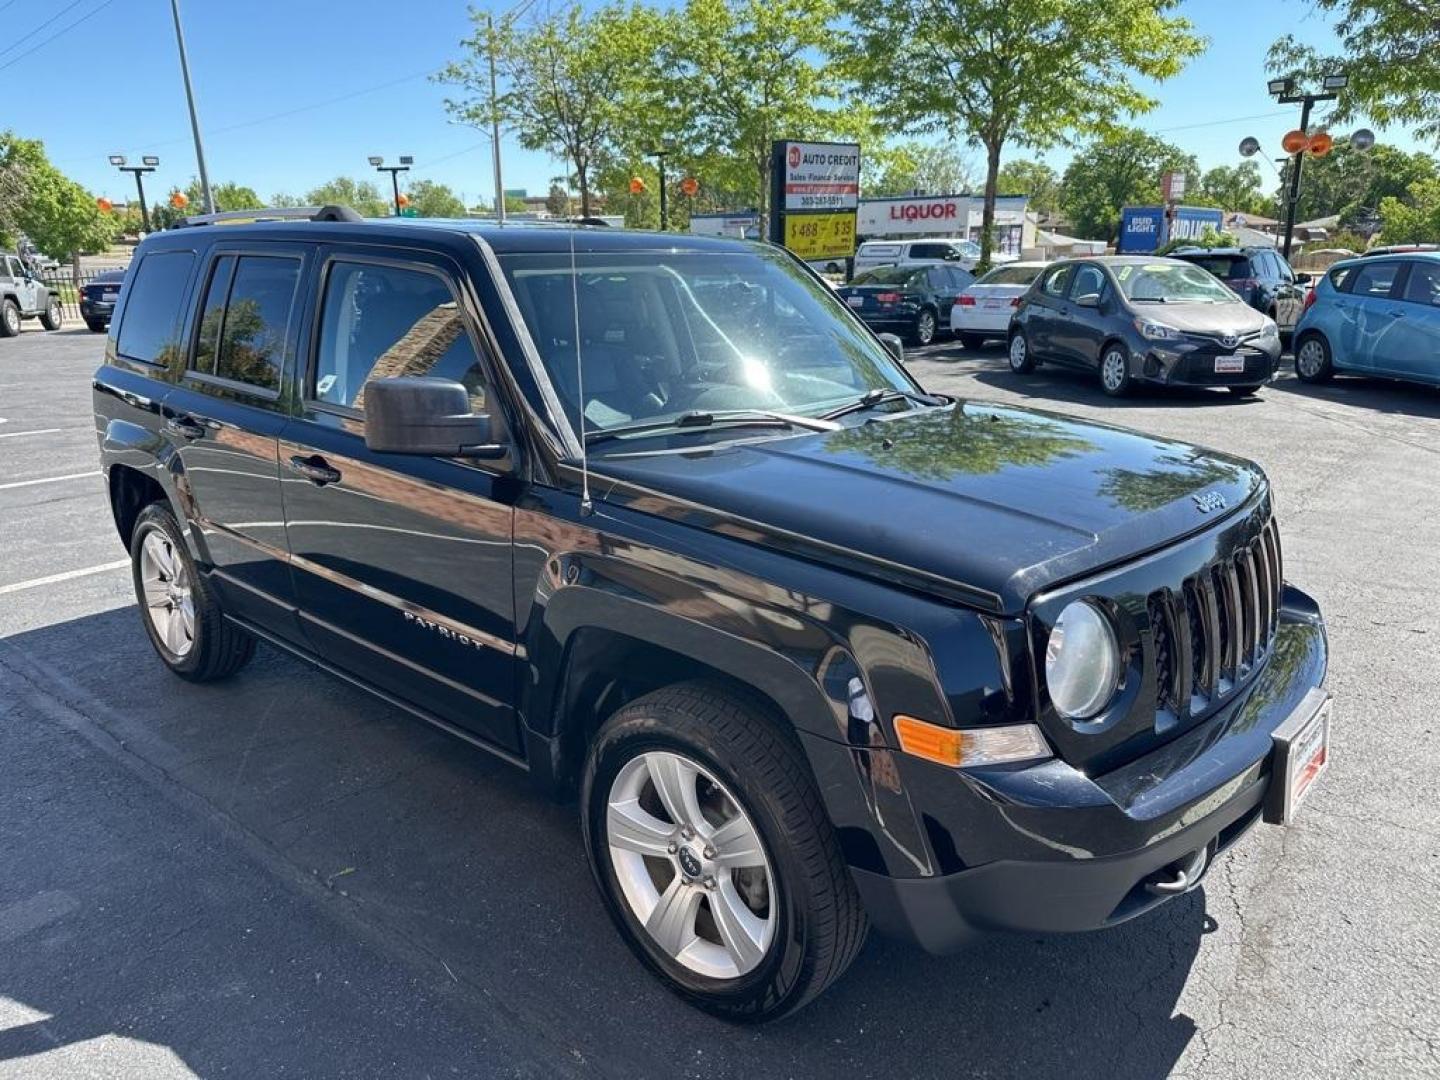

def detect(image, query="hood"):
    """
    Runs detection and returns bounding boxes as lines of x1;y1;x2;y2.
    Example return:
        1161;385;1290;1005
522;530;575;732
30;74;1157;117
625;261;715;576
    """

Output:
592;401;1265;613
1127;300;1268;335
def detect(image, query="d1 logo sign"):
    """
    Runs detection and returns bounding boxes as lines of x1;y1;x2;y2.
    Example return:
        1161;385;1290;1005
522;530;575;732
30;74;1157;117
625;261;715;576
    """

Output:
788;145;802;169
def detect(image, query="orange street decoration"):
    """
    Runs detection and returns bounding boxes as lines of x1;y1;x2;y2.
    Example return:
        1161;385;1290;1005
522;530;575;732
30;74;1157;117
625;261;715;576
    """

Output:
680;176;699;197
96;197;113;213
628;176;646;195
169;191;189;209
397;192;411;208
1281;129;1310;154
1308;132;1334;157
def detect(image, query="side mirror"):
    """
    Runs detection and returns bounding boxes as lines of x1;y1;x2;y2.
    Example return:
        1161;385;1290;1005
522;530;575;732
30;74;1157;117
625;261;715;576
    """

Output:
1294;272;1313;286
1075;292;1101;308
363;377;504;459
878;333;905;363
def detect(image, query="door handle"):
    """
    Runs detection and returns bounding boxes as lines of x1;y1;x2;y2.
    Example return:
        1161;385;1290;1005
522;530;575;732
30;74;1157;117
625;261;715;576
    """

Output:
1387;310;1405;318
287;455;342;486
164;415;206;440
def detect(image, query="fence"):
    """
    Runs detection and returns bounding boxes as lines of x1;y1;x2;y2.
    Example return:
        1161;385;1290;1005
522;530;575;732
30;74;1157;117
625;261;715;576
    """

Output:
36;267;123;323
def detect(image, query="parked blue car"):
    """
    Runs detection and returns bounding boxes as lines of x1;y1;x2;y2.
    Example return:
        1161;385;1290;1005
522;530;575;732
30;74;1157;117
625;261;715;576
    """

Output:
1293;252;1440;388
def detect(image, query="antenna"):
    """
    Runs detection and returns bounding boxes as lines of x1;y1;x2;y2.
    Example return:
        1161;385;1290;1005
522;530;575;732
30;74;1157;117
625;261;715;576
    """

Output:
569;224;593;517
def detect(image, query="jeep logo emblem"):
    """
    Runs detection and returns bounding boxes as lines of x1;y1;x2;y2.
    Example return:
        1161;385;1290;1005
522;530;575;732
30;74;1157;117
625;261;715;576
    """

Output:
1193;491;1227;514
677;847;703;878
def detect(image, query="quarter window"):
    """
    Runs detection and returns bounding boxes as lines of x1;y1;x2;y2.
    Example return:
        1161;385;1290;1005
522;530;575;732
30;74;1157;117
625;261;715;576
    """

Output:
313;261;486;413
115;250;197;366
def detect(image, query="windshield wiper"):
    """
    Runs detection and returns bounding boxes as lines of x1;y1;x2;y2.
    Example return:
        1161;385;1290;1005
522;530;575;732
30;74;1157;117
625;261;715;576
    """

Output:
819;387;942;421
585;409;839;446
1130;296;1169;303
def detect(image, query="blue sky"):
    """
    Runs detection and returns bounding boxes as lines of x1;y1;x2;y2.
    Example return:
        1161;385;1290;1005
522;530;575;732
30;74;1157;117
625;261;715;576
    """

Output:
9;0;1429;209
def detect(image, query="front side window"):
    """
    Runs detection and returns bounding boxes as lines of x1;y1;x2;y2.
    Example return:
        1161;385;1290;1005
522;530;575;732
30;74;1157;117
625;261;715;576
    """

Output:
211;256;301;391
115;250;196;365
313;261;486;413
1113;262;1235;303
1348;261;1404;299
1070;265;1107;299
498;249;914;436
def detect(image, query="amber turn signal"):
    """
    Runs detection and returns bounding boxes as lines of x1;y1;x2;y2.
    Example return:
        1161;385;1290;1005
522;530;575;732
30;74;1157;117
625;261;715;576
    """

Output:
893;715;1051;768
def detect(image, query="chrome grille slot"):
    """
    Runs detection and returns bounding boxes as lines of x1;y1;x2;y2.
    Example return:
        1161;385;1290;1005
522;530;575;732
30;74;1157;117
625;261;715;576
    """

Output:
1148;516;1285;735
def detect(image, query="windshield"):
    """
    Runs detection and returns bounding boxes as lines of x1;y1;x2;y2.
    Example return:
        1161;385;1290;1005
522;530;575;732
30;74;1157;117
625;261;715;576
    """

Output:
852;267;925;287
498;249;917;437
1114;262;1236;303
976;264;1043;286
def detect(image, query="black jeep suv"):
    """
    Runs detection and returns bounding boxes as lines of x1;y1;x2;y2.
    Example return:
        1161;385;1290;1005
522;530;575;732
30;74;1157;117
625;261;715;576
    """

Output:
93;208;1331;1021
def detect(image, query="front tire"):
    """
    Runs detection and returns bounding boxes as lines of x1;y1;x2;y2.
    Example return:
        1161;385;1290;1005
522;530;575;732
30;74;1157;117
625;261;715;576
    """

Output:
1099;343;1133;397
1228;384;1261;397
39;297;62;331
582;683;867;1022
1294;333;1334;383
910;308;937;347
84;317;108;333
0;299;19;337
130;503;256;682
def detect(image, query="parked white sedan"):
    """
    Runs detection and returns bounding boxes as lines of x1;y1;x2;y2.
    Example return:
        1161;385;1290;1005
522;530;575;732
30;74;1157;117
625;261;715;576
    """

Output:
950;260;1048;349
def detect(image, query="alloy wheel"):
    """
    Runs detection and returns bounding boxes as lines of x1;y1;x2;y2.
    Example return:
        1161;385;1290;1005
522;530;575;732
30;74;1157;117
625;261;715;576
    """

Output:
1102;349;1128;392
916;311;936;346
1009;334;1027;371
3;306;18;335
139;531;195;658
1297;340;1324;379
606;750;775;980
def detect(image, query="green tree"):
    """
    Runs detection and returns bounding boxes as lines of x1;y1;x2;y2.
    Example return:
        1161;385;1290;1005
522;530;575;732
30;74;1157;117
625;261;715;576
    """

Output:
1284;140;1437;224
1194;162;1267;215
406;179;467;218
184;180;263;212
269;191;305;208
1;132;113;267
545;181;571;217
1379;177;1440;243
842;0;1205;268
304;176;390;217
1059;127;1198;242
441;3;658;219
1269;0;1440;144
868;141;977;197
997;158;1060;215
661;0;844;226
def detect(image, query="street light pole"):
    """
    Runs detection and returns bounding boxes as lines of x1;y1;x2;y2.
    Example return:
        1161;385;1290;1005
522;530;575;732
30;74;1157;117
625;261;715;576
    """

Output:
369;156;413;215
110;155;160;233
1269;75;1345;260
648;146;673;230
169;0;214;215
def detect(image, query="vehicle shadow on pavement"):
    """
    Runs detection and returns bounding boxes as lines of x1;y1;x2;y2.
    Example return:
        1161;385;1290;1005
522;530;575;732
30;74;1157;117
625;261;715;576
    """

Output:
1;609;1207;1080
1264;371;1440;420
967;368;1264;411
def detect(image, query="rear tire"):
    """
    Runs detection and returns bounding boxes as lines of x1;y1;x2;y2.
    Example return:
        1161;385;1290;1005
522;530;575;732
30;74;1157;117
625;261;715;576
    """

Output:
1228;384;1261;397
0;299;19;337
581;682;867;1022
84;318;107;333
1008;329;1037;373
910;308;937;347
130;503;256;682
39;297;62;331
959;332;987;351
1294;333;1334;383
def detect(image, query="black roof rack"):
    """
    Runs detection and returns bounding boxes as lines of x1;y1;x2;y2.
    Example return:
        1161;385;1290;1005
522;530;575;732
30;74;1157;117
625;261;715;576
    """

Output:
174;204;363;228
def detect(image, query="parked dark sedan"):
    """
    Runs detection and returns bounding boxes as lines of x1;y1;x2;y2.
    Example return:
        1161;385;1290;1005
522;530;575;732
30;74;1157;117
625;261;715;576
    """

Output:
1008;256;1282;397
80;269;126;332
835;263;974;346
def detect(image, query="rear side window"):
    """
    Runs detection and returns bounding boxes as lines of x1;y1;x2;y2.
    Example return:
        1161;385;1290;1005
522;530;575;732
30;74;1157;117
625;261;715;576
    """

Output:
1347;261;1404;299
858;243;900;259
1401;261;1440;307
313;261;486;413
116;251;196;365
908;243;951;260
1041;265;1074;297
189;255;300;392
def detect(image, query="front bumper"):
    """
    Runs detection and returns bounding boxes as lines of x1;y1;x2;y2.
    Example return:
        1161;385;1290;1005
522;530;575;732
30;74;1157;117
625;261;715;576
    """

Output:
1141;338;1281;387
848;587;1327;953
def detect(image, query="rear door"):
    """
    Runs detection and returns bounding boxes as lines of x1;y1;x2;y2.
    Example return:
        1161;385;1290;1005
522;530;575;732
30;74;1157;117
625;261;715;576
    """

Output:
160;241;310;641
1383;260;1440;385
1057;262;1111;364
1026;263;1076;361
279;246;521;752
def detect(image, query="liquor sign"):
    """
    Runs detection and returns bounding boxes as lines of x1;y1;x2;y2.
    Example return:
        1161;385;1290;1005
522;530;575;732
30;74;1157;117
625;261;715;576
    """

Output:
783;211;857;260
857;195;967;236
770;140;861;261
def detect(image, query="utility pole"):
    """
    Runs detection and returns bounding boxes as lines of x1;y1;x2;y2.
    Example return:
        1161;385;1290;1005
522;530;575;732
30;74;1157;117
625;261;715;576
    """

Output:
109;155;160;233
369;156;413;215
488;13;506;223
169;0;214;214
1269;75;1346;260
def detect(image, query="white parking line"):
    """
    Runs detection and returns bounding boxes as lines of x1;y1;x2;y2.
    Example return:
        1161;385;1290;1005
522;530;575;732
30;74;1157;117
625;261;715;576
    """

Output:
0;559;129;596
0;428;63;440
0;471;98;491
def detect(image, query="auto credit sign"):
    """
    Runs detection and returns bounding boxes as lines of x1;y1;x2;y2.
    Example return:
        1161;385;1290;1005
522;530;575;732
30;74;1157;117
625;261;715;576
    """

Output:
779;141;860;211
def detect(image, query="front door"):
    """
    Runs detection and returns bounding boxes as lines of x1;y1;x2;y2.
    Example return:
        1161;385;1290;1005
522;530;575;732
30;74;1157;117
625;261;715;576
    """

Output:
160;242;310;641
5;256;39;313
279;248;520;752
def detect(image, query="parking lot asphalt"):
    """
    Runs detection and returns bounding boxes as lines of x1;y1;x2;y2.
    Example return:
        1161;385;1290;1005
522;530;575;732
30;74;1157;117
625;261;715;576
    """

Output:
2;324;1437;1079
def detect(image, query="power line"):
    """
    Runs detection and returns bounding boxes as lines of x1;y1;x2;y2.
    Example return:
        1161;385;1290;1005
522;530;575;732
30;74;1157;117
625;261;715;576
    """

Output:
1152;108;1296;134
0;0;95;63
0;0;116;74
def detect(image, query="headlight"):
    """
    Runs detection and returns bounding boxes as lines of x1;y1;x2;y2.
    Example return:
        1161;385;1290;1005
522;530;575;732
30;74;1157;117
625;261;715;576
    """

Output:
1259;318;1280;339
1134;318;1179;341
1045;600;1121;719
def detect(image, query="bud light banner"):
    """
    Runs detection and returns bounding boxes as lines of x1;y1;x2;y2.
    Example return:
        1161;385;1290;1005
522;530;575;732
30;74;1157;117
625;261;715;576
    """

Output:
1118;205;1225;253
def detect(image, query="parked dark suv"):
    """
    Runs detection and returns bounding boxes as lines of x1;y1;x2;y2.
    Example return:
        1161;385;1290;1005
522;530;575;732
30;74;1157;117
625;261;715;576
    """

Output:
94;208;1332;1021
1170;246;1309;335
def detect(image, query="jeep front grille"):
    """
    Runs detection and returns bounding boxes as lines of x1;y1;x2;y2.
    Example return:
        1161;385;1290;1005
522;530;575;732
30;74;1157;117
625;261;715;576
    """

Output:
1150;516;1282;727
